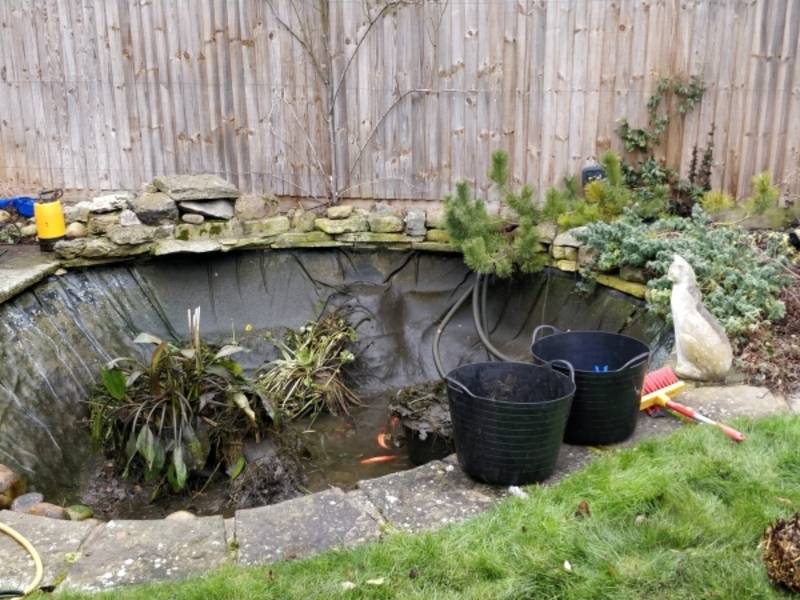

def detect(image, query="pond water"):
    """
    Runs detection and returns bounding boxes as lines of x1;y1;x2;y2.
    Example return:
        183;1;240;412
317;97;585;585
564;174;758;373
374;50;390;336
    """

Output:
0;248;672;518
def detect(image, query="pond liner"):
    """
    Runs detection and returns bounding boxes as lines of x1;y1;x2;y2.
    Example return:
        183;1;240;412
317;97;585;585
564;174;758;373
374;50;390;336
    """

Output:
530;325;650;446
445;361;575;486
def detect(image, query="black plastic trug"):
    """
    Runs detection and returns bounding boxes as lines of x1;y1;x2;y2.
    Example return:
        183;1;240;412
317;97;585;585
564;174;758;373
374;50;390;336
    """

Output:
445;361;575;486
531;327;650;446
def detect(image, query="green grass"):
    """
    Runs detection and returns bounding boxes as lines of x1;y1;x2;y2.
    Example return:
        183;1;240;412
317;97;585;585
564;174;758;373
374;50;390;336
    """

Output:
55;415;800;599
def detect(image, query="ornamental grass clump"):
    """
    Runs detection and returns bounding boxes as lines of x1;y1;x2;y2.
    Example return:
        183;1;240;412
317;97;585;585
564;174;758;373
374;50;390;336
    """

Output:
89;308;272;494
255;312;360;421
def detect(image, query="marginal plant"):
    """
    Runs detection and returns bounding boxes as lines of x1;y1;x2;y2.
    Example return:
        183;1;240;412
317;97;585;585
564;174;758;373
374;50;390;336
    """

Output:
255;312;360;422
443;149;550;277
745;171;780;216
89;308;273;494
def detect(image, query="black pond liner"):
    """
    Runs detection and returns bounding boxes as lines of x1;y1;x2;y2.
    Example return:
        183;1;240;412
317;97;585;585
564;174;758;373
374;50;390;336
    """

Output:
445;361;575;486
530;325;650;446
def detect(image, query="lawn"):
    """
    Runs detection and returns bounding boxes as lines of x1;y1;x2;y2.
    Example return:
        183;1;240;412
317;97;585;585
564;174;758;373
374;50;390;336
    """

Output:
50;414;800;599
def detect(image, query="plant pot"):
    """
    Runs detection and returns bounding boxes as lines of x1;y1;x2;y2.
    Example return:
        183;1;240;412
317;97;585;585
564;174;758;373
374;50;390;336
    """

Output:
530;325;650;446
445;361;575;486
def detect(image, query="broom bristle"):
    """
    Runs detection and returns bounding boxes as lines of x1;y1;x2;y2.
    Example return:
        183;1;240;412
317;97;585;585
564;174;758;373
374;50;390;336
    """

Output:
642;366;680;396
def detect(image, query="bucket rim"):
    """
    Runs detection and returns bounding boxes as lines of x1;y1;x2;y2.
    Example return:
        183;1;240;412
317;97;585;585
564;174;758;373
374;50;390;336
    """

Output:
444;360;576;406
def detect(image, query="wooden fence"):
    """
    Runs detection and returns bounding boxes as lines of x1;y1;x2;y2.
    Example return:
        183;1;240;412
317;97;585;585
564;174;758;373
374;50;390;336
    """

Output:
0;0;798;203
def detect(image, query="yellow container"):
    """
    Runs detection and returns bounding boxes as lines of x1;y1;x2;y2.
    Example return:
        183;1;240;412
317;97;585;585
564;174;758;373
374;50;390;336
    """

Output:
34;200;66;251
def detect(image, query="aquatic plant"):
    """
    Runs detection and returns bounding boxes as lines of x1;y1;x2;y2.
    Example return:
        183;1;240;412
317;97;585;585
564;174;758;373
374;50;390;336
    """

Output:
89;308;274;494
255;312;360;421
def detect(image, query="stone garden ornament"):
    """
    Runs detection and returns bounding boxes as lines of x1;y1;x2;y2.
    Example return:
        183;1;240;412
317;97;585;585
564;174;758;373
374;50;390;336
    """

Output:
668;254;733;381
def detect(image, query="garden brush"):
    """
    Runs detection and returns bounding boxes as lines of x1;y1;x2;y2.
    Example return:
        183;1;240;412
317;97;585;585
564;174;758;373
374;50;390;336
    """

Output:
640;366;745;442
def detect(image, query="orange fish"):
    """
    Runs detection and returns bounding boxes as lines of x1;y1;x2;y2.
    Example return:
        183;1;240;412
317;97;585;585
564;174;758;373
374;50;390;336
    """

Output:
376;429;392;450
360;455;399;465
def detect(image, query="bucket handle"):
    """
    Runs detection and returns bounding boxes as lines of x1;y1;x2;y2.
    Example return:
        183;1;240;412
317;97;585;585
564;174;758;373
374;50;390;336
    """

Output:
617;351;650;372
444;375;473;398
38;188;63;203
548;359;575;383
531;324;560;345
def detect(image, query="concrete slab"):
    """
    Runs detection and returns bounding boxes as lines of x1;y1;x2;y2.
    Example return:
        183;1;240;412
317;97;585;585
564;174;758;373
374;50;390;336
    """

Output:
235;488;382;566
60;516;228;593
0;246;60;303
680;385;790;420
0;510;100;591
357;459;506;533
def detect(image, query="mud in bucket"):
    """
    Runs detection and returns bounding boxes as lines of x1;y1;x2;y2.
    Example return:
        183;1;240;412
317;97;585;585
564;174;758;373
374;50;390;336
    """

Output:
530;325;650;446
445;361;575;486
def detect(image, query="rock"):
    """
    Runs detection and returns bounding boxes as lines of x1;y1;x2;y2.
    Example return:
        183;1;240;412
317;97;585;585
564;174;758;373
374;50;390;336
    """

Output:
65;222;88;239
555;259;578;272
240;216;291;237
26;501;70;520
141;182;158;193
315;215;368;235
153;174;240;201
425;207;445;229
0;464;26;509
64;504;94;521
592;273;648;299
181;213;205;224
11;492;44;513
405;210;427;236
235;193;279;221
154;239;223;255
164;510;197;521
537;222;559;244
88;212;122;236
178;200;235;220
290;208;317;232
19;224;38;237
0;210;10;223
551;245;578;261
620;265;647;284
272;231;338;248
668;254;733;381
107;224;174;245
368;211;404;234
129;191;179;225
578;245;597;268
54;238;152;260
553;228;585;248
174;219;243;241
89;192;133;214
425;229;450;243
118;209;142;227
64;201;92;223
327;205;353;220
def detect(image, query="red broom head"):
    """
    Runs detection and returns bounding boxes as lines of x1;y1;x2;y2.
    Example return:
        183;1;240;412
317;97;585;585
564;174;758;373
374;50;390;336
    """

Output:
642;366;681;396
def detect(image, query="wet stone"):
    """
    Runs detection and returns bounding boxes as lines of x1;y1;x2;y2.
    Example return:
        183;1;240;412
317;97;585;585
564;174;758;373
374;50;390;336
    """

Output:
65;504;94;522
0;465;26;509
27;501;70;520
10;491;43;513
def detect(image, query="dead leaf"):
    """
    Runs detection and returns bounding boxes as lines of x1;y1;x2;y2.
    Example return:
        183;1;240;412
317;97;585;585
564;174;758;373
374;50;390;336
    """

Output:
366;578;385;585
574;500;590;518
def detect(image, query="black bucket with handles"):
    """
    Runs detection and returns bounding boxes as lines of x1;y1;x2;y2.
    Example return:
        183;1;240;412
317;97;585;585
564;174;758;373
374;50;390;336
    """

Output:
445;360;575;485
530;325;650;446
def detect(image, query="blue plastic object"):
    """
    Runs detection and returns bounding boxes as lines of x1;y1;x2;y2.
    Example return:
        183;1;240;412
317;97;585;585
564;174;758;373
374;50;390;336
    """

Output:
0;196;36;218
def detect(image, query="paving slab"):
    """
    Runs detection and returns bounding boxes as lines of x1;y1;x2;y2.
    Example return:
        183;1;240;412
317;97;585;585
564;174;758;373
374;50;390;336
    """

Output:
679;385;789;420
235;488;382;566
0;246;61;303
357;458;507;533
0;510;100;591
60;516;228;593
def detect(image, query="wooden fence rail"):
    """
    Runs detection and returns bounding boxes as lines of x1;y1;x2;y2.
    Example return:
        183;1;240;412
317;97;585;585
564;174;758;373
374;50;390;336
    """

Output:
0;0;798;203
